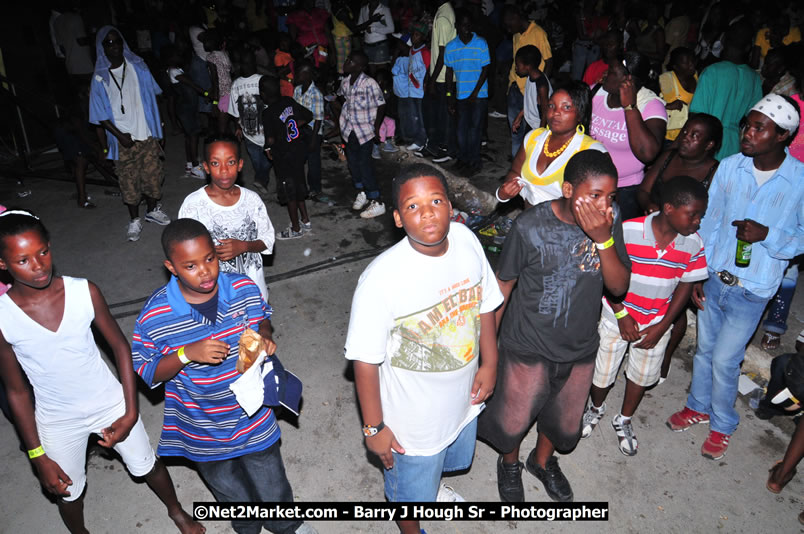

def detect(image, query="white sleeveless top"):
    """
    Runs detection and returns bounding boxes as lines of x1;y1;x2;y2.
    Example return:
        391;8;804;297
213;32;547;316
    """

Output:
0;277;124;426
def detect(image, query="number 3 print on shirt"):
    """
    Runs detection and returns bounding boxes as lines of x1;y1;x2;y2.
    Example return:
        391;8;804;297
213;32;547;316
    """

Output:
286;119;299;142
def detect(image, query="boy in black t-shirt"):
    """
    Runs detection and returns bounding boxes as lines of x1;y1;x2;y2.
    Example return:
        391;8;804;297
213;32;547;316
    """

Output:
478;150;631;504
261;76;313;240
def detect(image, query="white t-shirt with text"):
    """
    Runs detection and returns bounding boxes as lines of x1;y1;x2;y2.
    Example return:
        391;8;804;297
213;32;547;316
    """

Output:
345;223;504;456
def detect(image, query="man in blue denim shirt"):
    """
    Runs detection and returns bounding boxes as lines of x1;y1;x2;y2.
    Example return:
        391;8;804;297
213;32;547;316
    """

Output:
667;94;804;460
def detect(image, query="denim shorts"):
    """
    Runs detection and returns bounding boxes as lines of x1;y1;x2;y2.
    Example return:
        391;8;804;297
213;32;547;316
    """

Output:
383;417;477;502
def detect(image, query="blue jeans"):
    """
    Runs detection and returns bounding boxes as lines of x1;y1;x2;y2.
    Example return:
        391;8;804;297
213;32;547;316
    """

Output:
345;132;380;200
398;97;427;147
245;139;272;188
571;40;600;80
762;260;800;335
507;83;529;159
383;417;477;502
195;442;301;534
456;98;488;166
305;132;323;194
687;274;771;435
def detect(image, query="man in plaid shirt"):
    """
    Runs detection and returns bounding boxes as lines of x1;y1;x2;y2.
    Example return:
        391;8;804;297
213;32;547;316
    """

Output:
293;61;329;203
336;50;387;219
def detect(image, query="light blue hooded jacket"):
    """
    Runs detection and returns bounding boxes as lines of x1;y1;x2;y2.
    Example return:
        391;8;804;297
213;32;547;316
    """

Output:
89;26;163;160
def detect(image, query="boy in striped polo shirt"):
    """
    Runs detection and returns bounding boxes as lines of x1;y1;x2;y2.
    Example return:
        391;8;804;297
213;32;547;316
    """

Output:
581;177;708;456
132;219;316;534
444;9;490;174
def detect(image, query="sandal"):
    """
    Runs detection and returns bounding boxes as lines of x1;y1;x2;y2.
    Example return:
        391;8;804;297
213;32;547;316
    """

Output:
761;332;782;351
767;461;796;493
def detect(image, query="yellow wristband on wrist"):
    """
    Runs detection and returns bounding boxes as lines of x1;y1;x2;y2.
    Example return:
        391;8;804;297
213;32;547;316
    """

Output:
28;446;45;459
446;92;452;97
595;236;614;250
213;100;219;106
177;346;190;365
614;308;629;320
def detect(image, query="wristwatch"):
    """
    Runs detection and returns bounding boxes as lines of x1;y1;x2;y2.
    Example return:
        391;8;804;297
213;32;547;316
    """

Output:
362;421;385;437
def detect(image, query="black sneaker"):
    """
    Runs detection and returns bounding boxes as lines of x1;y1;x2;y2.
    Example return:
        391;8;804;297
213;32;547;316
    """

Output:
525;452;573;502
496;456;524;502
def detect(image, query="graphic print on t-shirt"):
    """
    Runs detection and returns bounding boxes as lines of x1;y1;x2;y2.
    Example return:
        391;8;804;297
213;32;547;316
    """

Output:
209;217;260;275
390;279;483;372
236;92;264;140
538;228;600;328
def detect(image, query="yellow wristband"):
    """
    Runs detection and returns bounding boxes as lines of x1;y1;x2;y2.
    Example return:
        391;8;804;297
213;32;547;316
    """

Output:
103;148;109;154
595;236;614;250
177;346;190;365
28;446;45;459
446;92;452;97
614;308;629;320
203;90;209;97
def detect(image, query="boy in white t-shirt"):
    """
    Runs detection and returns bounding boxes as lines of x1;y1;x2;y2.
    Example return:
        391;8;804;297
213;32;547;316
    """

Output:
345;163;503;534
178;135;275;302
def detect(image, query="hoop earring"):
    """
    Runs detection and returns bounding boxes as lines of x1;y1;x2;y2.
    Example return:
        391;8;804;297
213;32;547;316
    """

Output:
576;124;585;135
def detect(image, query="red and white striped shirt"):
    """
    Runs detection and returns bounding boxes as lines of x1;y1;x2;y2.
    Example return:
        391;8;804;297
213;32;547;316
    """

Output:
603;213;708;327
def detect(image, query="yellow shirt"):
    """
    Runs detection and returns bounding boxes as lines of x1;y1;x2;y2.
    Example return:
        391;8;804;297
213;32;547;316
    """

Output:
755;26;801;58
508;22;552;93
332;11;352;38
430;2;456;84
660;71;697;140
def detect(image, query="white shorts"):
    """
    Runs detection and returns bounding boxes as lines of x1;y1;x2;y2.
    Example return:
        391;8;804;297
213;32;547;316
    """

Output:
593;316;673;389
38;399;156;502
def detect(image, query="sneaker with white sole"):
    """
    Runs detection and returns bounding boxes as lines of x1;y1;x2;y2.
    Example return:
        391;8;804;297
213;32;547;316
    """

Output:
436;482;465;502
432;154;452;163
144;204;171;225
581;403;606;438
276;226;304;240
406;142;424;151
612;414;638;456
188;164;206;180
352;191;368;211
371;144;381;159
381;140;399;153
360;200;386;219
300;221;312;233
126;217;143;241
488;110;507;119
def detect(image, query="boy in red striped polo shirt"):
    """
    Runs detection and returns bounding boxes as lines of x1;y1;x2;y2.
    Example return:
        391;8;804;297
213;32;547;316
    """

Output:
581;176;709;456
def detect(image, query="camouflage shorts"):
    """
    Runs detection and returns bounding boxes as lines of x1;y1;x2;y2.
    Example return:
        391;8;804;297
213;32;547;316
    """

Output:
116;137;164;205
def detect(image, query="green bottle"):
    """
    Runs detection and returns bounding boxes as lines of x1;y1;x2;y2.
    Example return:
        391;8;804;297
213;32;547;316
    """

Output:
735;239;752;268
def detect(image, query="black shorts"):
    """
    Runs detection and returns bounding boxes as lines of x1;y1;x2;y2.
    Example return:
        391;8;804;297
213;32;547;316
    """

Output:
478;346;595;454
273;156;308;203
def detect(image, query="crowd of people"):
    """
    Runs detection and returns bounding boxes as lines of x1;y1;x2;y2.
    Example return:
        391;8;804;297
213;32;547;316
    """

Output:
2;0;804;533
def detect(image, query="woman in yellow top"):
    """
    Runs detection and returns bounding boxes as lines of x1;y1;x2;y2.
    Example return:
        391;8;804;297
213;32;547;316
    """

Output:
659;47;697;142
331;0;357;74
497;80;606;208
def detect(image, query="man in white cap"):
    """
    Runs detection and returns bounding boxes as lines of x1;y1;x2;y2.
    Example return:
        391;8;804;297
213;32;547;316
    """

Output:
666;93;804;459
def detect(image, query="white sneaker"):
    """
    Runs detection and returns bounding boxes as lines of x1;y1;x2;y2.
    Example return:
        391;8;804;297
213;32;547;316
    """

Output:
436;482;466;502
188;164;206;180
488;110;507;119
351;191;368;211
612;414;638;456
144;204;171;225
371;144;381;159
126;217;143;241
406;142;424;151
360;200;386;219
581;403;606;438
300;220;312;233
